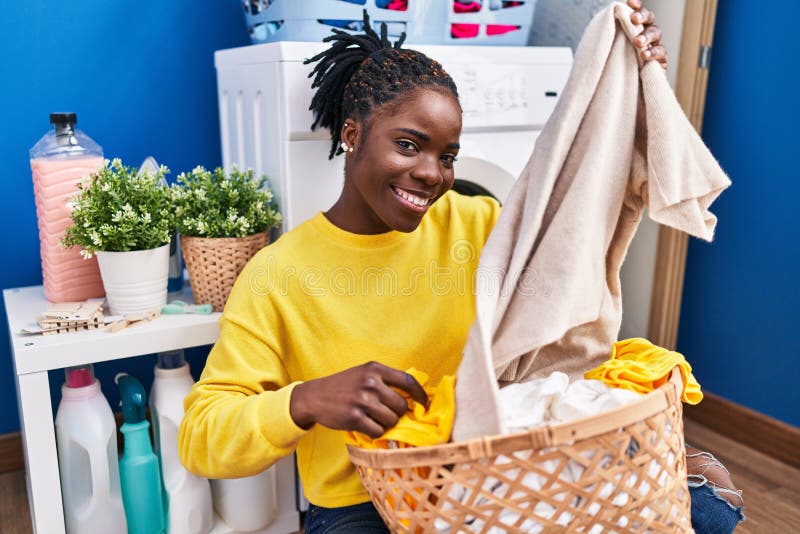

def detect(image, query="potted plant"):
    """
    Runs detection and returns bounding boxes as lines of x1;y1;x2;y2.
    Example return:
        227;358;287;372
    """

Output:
62;158;175;315
172;166;281;311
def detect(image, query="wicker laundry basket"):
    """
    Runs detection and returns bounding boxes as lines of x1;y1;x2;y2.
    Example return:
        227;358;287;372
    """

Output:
180;232;269;312
348;369;692;533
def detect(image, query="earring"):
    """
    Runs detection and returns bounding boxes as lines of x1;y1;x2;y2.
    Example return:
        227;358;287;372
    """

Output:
340;142;353;153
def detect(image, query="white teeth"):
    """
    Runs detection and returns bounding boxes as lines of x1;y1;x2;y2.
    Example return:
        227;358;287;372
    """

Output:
395;187;429;207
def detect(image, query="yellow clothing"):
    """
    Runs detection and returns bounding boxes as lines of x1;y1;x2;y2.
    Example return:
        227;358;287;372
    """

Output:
347;368;455;450
347;368;455;525
178;191;501;508
584;338;703;404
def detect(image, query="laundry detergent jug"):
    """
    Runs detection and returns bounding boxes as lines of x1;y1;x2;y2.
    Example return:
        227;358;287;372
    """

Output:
150;350;213;534
55;364;127;533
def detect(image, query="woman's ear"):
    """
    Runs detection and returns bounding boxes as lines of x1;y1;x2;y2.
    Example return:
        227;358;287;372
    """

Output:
340;118;360;153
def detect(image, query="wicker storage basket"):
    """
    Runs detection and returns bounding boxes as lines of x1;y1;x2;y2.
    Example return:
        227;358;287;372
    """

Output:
180;232;269;312
348;369;692;533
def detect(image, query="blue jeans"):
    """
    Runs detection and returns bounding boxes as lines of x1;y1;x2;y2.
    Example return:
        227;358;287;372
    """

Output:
306;483;744;533
689;475;745;534
304;502;389;534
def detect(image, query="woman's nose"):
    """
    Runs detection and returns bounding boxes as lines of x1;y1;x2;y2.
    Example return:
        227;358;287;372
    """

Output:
410;154;443;186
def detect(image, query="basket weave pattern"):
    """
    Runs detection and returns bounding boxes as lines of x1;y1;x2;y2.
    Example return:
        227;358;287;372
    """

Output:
181;233;268;312
348;371;692;533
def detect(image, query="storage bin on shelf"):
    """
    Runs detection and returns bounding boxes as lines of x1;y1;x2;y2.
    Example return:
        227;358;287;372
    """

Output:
241;0;536;46
347;368;692;533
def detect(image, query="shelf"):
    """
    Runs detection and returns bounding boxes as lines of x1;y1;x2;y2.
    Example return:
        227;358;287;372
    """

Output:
211;511;301;534
3;285;221;375
4;284;301;534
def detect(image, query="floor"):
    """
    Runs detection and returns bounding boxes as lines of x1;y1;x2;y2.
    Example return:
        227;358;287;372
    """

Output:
681;418;800;532
0;419;797;533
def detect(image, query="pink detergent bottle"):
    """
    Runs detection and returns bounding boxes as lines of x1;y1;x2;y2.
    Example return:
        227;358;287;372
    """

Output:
55;364;127;533
30;113;105;302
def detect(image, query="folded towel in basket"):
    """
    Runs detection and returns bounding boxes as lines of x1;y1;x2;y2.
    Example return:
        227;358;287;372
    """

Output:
453;1;730;442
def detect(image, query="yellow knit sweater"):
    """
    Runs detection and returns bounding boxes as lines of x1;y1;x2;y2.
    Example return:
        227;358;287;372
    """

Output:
178;191;501;508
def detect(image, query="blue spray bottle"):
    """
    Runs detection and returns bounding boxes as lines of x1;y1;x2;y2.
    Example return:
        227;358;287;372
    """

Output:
115;373;166;534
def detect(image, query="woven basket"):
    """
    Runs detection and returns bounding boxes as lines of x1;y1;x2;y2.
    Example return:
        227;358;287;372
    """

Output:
348;369;692;533
180;232;269;312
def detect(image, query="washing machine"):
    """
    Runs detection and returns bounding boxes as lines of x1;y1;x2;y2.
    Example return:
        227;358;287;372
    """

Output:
213;40;572;522
215;41;572;228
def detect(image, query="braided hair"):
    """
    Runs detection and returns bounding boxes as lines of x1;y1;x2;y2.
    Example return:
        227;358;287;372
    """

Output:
304;10;460;159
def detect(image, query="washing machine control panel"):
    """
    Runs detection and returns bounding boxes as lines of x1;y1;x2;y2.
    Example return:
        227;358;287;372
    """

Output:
276;44;573;138
445;62;571;130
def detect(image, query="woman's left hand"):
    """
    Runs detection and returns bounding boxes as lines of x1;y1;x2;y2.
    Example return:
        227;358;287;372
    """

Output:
627;0;668;69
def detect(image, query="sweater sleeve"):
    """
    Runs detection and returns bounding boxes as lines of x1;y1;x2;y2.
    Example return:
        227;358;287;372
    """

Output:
178;311;308;479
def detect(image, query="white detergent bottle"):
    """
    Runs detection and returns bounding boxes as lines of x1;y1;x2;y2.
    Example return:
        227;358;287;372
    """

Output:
55;364;127;533
149;350;213;534
211;470;276;532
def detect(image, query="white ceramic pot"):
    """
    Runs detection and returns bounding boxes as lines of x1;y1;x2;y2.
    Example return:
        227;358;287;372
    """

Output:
95;244;170;316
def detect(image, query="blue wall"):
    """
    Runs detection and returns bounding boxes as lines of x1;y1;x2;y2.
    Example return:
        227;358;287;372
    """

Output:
679;2;800;426
0;2;249;433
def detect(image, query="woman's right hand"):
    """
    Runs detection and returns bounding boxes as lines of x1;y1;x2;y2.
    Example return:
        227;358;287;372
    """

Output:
289;361;429;438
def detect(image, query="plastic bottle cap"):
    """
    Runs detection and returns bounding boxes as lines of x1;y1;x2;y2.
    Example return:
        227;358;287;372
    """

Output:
66;367;94;388
157;350;186;370
50;112;77;125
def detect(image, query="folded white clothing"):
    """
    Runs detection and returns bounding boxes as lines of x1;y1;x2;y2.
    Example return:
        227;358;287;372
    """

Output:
437;373;643;532
497;372;570;433
552;377;642;423
498;372;641;433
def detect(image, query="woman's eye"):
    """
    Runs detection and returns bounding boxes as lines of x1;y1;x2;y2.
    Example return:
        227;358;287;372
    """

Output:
396;140;417;151
441;154;458;166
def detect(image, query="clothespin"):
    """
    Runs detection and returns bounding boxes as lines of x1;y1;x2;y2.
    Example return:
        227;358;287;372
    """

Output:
105;309;161;333
161;300;213;315
30;299;106;335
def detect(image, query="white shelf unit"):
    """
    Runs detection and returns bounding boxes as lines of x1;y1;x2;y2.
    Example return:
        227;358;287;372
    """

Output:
3;285;300;534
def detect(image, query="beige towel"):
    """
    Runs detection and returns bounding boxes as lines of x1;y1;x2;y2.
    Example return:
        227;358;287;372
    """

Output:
452;3;730;442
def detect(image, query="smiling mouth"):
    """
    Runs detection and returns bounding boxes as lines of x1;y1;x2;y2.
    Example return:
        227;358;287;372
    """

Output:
391;186;434;212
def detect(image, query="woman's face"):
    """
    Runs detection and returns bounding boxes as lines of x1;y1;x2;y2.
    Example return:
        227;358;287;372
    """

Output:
335;88;462;234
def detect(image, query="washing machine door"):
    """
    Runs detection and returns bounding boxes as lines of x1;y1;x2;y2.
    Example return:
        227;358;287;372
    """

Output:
453;130;539;203
453;157;516;202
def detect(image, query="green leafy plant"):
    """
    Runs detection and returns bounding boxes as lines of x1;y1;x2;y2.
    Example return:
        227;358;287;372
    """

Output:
172;166;281;238
61;158;175;257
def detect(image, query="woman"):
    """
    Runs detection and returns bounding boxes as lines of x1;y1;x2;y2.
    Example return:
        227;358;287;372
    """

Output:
179;1;741;532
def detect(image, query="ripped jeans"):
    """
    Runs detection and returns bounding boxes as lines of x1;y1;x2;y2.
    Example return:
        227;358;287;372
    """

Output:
686;448;745;534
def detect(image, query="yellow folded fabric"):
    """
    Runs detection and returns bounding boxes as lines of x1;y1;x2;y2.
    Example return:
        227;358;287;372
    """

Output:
347;368;455;449
584;338;703;405
347;369;454;524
